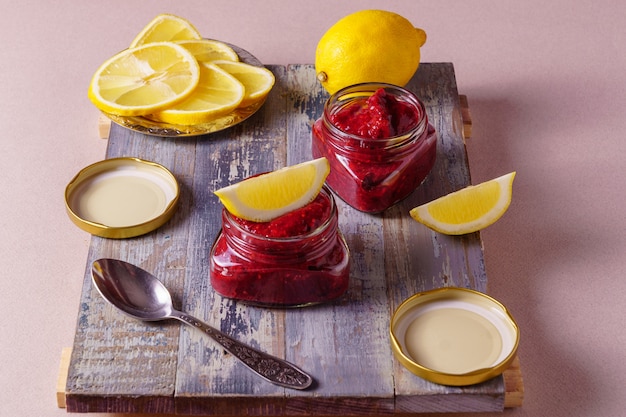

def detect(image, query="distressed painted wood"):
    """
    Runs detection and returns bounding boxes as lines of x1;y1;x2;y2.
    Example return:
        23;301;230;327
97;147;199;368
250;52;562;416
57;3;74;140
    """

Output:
65;63;521;414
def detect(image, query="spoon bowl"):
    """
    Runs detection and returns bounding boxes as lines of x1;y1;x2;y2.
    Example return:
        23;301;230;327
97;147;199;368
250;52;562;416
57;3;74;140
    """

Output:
91;258;313;390
92;259;174;320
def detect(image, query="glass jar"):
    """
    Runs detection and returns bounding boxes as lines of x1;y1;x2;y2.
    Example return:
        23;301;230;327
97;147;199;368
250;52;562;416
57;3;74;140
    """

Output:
209;186;350;307
312;83;437;213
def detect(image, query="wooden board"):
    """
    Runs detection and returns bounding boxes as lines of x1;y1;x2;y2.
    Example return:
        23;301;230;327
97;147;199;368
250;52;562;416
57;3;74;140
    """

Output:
64;63;522;414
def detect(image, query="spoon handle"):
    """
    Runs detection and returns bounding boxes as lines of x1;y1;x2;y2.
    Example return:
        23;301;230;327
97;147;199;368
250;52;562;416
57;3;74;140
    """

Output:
171;310;313;390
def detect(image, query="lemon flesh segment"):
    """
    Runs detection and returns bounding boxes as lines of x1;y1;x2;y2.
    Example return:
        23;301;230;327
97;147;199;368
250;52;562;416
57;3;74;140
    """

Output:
410;172;516;235
130;13;202;48
214;158;331;222
88;42;200;116
315;10;426;94
175;39;239;63
151;63;245;125
213;60;276;107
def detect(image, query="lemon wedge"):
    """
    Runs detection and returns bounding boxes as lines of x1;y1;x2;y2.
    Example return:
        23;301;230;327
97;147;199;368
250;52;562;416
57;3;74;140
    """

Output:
150;62;245;125
88;42;200;116
214;158;331;222
129;14;202;48
212;60;276;107
410;172;516;235
175;39;239;63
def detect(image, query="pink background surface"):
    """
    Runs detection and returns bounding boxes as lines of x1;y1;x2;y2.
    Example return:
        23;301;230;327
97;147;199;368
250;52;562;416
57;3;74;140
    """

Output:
1;1;625;416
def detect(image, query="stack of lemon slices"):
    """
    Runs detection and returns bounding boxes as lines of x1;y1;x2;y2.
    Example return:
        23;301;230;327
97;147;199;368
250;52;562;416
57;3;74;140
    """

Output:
88;14;275;125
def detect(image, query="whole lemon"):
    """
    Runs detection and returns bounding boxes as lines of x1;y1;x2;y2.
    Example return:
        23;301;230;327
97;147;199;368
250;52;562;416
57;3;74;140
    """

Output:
315;10;426;95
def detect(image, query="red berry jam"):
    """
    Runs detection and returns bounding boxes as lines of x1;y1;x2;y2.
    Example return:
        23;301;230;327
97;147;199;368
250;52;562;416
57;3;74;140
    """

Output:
330;88;419;138
210;186;350;307
233;195;330;238
312;83;437;213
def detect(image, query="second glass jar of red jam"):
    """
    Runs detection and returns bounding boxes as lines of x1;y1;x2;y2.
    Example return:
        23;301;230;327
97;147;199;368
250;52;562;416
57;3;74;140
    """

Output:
209;186;350;307
312;83;437;213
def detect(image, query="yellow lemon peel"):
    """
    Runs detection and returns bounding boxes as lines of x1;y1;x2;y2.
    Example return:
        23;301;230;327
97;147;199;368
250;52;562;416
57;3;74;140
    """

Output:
410;172;516;235
88;42;200;116
315;10;426;94
214;158;331;222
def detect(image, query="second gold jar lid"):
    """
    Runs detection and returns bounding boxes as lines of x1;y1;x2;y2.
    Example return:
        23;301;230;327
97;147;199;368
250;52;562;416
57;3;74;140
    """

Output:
390;287;519;386
65;157;179;239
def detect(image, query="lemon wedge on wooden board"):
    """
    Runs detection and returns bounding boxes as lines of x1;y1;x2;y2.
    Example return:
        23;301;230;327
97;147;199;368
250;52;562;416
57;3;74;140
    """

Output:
410;172;516;235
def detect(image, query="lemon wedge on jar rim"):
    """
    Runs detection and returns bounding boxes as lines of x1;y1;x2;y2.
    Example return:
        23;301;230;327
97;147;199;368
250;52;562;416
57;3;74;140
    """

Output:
410;172;516;235
214;158;331;222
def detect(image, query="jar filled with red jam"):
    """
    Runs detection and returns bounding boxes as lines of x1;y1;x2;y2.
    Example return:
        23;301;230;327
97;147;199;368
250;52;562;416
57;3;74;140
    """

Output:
210;186;350;307
312;83;437;213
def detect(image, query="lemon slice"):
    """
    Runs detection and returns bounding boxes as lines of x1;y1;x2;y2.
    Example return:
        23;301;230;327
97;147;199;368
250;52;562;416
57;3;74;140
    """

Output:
213;60;276;107
88;42;200;116
410;172;516;235
214;158;331;222
150;62;245;125
175;39;239;63
129;14;202;48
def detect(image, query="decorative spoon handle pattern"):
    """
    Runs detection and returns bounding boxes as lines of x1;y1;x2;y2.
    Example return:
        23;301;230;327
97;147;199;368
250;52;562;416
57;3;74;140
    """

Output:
173;311;313;390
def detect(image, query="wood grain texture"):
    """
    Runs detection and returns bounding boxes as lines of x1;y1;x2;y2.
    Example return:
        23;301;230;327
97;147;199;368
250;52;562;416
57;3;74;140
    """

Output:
459;95;472;140
65;63;522;414
503;356;524;408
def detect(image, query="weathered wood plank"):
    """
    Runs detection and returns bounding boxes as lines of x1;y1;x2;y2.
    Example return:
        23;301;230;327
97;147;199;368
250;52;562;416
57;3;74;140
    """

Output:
280;64;395;415
459;94;472;140
65;126;196;413
385;63;504;413
175;65;291;414
65;63;519;414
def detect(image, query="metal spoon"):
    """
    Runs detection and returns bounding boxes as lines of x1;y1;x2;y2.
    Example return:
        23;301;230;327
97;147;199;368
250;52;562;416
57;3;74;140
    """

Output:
91;258;313;390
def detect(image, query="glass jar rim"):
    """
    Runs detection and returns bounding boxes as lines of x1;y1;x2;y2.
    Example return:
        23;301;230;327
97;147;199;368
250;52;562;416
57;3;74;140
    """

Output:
222;185;337;242
323;82;428;143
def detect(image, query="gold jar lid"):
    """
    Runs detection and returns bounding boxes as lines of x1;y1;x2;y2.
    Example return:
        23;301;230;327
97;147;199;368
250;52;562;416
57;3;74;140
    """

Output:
65;157;179;239
390;287;519;386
